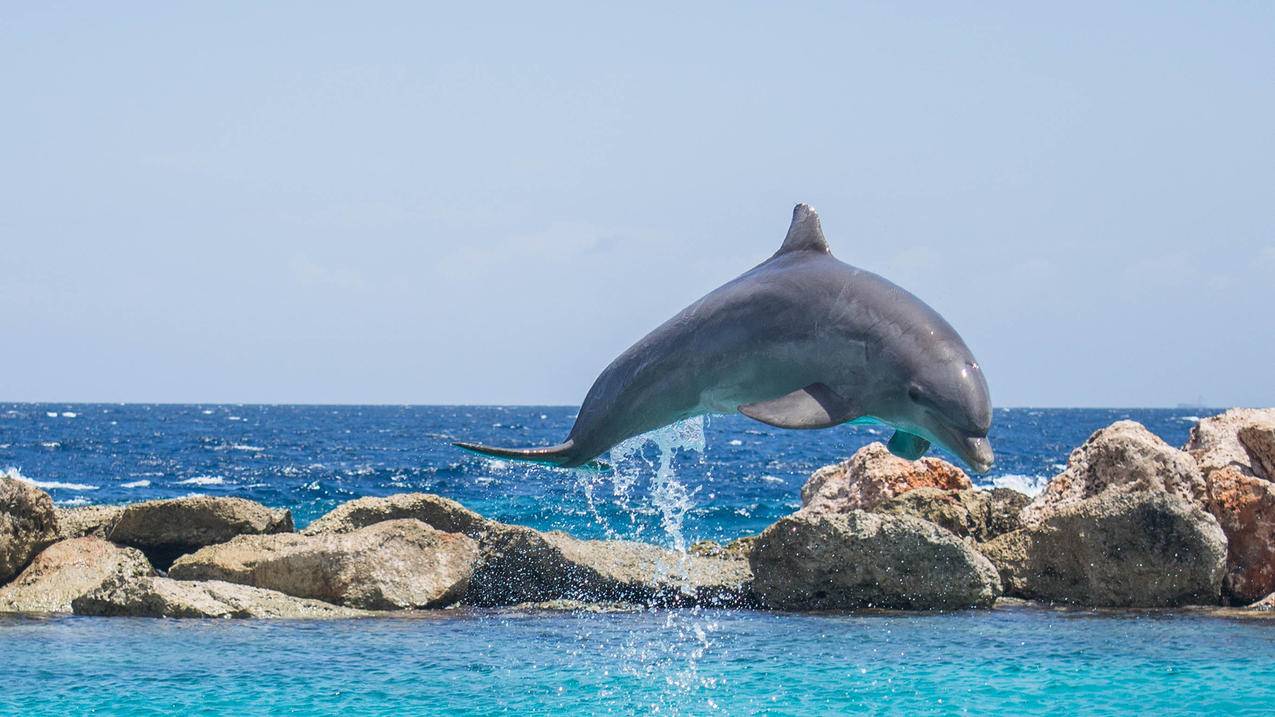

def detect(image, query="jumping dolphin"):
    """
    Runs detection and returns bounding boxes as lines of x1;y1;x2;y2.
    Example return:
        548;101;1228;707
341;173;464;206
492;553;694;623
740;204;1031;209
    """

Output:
456;204;994;472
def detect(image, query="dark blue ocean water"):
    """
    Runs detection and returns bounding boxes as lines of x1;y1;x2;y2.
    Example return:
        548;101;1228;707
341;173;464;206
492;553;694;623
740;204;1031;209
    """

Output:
5;404;1274;716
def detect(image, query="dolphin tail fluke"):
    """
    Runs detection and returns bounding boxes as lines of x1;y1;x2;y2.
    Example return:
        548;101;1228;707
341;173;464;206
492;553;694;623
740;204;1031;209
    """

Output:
453;439;608;471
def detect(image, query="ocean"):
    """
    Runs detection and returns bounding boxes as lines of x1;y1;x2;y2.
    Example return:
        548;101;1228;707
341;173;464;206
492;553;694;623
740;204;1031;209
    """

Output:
2;404;1273;715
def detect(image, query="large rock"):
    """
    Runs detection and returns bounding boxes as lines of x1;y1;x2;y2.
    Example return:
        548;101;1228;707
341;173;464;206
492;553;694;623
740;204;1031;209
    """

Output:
55;505;124;540
169;519;478;610
0;537;152;613
108;496;294;568
1020;421;1205;524
0;476;59;583
1204;467;1275;603
73;576;366;618
801;443;973;514
749;510;1001;610
980;491;1226;607
302;493;489;537
466;523;752;607
875;487;1029;542
1184;408;1275;479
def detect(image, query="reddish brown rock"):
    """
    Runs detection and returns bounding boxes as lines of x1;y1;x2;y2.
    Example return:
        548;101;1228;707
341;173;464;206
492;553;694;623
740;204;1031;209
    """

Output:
801;443;972;514
1205;467;1275;604
1021;421;1205;525
1185;408;1275;479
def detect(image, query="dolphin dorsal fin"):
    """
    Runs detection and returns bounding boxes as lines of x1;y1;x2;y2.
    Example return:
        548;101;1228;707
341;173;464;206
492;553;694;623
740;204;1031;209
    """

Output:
775;203;829;256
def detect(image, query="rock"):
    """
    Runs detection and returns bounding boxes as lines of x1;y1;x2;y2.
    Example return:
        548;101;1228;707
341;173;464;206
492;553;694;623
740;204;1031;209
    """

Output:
466;523;752;607
0;537;152;613
302;493;489;537
169;519;478;610
1247;592;1275;612
980;491;1226;607
749;510;1001;610
1239;424;1275;481
0;475;59;584
875;487;1029;542
55;505;124;540
1204;467;1275;603
688;536;757;560
1184;408;1275;479
72;576;367;618
108;496;294;569
801;443;973;514
1020;421;1205;525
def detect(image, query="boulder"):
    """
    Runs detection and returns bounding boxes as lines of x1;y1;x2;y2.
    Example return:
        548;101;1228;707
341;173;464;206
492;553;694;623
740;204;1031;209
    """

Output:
1204;467;1275;603
980;491;1226;607
874;487;1029;542
1020;421;1205;525
302;492;489;537
169;519;478;610
1238;424;1275;480
55;505;124;540
0;537;152;613
801;443;973;514
466;523;752;607
1247;592;1275;612
72;576;367;618
0;476;59;584
108;496;294;568
688;536;757;561
749;510;1001;610
1184;408;1275;479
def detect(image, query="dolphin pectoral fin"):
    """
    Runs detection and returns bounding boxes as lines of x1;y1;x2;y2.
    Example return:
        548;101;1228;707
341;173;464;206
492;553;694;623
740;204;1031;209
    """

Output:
886;430;931;460
738;383;860;429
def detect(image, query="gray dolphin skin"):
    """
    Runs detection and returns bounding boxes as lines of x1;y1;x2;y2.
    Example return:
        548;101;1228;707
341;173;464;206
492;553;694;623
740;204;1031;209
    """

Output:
456;204;994;472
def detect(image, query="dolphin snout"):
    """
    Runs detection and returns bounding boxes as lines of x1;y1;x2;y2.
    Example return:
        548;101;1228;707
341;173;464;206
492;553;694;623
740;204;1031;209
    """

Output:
956;435;995;474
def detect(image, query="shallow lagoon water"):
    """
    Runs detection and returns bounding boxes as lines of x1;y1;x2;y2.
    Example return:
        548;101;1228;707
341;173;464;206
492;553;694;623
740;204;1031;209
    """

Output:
3;607;1273;715
2;404;1271;714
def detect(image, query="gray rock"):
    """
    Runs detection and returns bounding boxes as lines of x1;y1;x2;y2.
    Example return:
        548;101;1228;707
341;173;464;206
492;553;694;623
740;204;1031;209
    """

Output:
801;443;973;514
980;491;1226;607
1021;421;1206;524
302;492;489;537
0;476;59;584
467;523;752;607
688;536;757;561
1184;408;1275;479
73;575;367;618
55;505;124;540
0;537;152;613
874;487;1029;542
169;519;478;610
749;510;1001;610
108;496;294;568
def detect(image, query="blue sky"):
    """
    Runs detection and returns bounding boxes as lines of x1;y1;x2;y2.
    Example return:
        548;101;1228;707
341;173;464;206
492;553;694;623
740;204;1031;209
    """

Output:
2;3;1271;406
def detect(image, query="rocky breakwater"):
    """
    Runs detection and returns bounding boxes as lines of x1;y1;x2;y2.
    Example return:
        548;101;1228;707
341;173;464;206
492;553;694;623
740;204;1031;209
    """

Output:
749;442;1007;610
979;421;1226;607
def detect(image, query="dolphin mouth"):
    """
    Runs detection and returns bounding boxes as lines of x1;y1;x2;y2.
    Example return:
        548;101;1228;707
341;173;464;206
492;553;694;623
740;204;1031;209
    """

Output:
953;434;995;474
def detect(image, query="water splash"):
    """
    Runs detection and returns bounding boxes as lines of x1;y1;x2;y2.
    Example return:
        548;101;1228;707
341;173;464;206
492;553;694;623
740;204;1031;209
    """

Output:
606;416;706;552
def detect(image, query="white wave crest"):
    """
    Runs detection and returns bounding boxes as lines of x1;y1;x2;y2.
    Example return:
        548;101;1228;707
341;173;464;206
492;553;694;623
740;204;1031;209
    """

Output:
983;474;1049;497
121;479;151;488
177;476;226;486
3;467;98;491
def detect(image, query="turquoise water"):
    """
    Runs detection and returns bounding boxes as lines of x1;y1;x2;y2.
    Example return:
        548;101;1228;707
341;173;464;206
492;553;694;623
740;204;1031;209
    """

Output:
2;607;1272;715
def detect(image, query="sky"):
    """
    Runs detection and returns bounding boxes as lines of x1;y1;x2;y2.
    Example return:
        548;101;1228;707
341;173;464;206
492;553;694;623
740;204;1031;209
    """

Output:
1;3;1272;407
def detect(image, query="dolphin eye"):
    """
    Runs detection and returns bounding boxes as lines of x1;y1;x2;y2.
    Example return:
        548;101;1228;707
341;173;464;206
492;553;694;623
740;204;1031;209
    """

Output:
908;384;924;403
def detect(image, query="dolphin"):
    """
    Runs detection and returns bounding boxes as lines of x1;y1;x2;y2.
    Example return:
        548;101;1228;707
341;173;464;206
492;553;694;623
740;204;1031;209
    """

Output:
456;203;994;472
